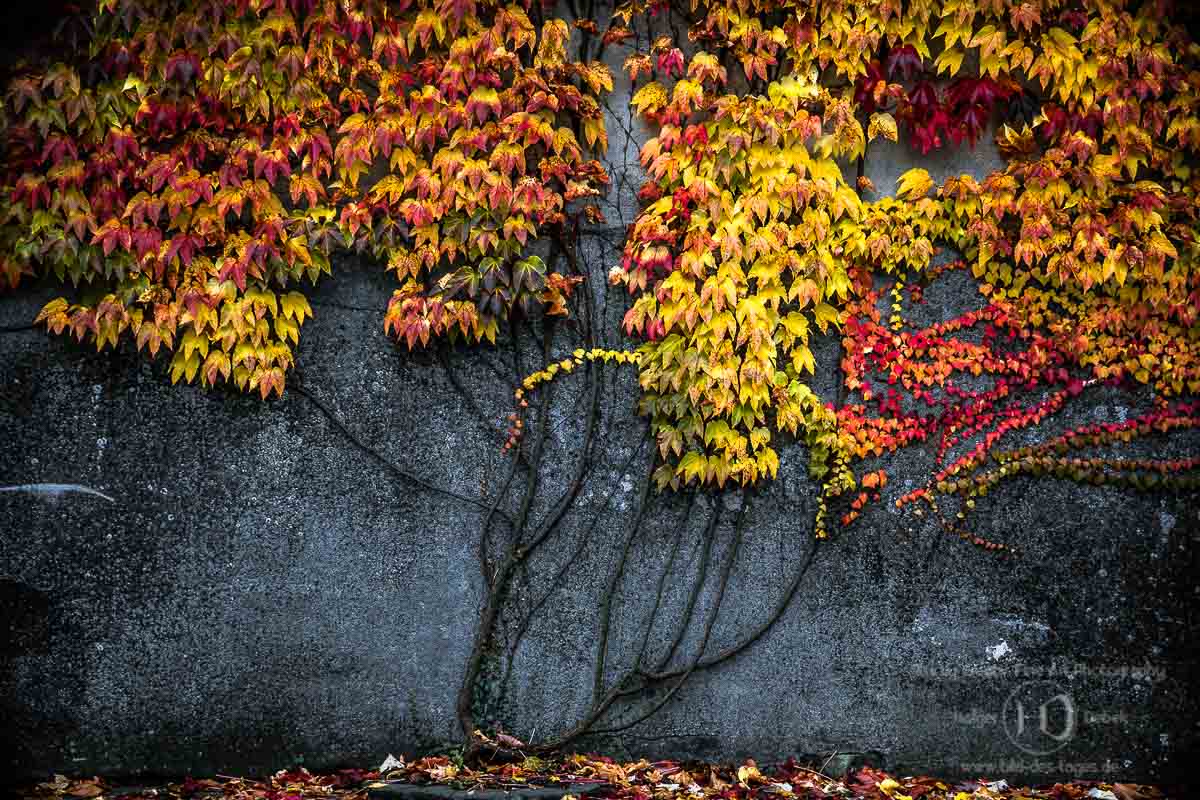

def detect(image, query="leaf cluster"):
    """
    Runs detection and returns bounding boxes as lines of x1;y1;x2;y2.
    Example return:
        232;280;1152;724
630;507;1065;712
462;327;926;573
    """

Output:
2;0;611;395
593;0;1200;537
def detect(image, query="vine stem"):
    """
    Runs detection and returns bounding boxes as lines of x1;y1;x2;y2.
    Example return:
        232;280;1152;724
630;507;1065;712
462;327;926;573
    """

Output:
456;321;556;742
538;492;750;749
291;383;514;523
653;497;722;672
498;427;652;703
589;493;748;736
438;347;531;468
641;529;820;682
593;453;656;703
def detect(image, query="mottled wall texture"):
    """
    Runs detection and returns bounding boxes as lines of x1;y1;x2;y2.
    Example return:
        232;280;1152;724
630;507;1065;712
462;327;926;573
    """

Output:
2;14;1199;791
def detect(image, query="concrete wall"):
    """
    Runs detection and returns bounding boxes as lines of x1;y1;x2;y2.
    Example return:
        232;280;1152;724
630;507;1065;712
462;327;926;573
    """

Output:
2;19;1199;788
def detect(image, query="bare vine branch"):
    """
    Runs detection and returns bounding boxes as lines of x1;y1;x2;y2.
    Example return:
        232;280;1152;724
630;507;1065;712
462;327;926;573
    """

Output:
291;383;514;524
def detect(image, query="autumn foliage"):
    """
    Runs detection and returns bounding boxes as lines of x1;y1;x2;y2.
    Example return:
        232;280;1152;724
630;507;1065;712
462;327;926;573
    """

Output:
1;0;610;398
3;0;1200;544
524;0;1200;539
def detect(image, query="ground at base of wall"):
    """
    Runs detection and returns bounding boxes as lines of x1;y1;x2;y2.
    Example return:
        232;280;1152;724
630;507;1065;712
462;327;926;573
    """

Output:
9;755;1184;800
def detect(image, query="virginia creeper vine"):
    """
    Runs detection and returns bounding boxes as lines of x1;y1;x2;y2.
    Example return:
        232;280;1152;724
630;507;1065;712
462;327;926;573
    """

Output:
3;0;1199;757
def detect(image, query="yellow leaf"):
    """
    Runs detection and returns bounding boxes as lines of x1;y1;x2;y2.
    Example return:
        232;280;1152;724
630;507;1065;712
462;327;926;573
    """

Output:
792;345;815;374
877;778;912;800
631;82;668;116
35;297;68;325
813;302;840;332
969;25;1006;60
170;350;200;384
934;47;965;75
896;168;934;201
867;112;898;143
1147;230;1177;260
280;291;313;323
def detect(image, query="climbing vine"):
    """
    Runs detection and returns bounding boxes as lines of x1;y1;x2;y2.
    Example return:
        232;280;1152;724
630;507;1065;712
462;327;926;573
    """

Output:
1;0;610;397
3;0;1200;759
531;0;1200;540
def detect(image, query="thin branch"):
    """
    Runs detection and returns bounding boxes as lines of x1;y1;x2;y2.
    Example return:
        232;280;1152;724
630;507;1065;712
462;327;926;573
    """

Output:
513;235;606;561
480;455;521;587
593;449;655;703
500;429;652;699
642;527;820;682
438;347;531;468
457;321;556;739
653;496;722;672
290;383;512;523
517;356;601;559
635;491;694;671
531;494;695;750
578;493;748;740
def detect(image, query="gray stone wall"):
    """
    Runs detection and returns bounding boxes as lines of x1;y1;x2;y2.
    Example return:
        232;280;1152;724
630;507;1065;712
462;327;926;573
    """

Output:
2;17;1199;789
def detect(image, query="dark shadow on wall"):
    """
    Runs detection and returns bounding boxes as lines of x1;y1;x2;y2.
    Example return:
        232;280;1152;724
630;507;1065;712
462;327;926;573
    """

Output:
0;1;83;78
0;577;76;785
1;577;51;655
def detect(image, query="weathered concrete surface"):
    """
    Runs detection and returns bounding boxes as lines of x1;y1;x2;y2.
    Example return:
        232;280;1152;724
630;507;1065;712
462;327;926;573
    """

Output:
4;253;1198;787
2;14;1199;791
3;261;1199;786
